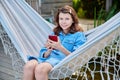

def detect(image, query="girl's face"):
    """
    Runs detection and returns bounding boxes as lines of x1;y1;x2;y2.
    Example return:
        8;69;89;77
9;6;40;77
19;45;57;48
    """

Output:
59;12;73;33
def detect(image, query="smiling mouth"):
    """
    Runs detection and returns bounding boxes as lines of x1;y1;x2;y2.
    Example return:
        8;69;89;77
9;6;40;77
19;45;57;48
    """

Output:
61;25;68;27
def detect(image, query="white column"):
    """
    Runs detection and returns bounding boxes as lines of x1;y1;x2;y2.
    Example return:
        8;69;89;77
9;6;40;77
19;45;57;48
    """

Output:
106;0;112;12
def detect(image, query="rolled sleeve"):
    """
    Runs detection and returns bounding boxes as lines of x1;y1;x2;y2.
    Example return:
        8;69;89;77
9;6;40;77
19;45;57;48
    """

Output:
39;47;47;58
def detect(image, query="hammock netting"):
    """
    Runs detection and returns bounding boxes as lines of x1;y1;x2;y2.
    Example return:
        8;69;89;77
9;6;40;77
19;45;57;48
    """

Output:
0;0;120;80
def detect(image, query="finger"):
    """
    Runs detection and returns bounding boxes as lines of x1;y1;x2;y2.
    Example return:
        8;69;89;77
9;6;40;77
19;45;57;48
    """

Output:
48;39;56;43
57;37;60;42
48;48;53;51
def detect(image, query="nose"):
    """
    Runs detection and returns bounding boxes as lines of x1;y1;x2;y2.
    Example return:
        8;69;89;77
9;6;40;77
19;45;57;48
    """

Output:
62;19;66;24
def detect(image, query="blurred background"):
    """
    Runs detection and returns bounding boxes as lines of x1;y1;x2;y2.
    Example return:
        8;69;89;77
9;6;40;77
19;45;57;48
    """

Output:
25;0;120;30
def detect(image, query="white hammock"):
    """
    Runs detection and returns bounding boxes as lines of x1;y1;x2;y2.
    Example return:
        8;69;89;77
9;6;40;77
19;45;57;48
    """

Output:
0;0;120;80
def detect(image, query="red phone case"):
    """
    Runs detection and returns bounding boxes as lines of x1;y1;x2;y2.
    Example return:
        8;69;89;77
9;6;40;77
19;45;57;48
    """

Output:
49;35;58;42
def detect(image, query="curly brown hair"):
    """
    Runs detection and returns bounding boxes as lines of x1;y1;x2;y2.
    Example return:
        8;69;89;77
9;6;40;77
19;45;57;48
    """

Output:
53;5;83;35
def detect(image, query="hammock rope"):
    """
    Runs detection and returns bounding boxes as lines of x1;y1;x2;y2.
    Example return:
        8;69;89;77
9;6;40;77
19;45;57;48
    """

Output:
0;0;120;80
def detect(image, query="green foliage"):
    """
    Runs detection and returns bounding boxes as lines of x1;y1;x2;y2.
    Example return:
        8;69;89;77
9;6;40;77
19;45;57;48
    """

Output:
105;4;118;21
72;0;120;27
73;0;81;12
94;0;120;27
77;8;86;18
73;0;105;19
73;0;86;18
94;7;106;27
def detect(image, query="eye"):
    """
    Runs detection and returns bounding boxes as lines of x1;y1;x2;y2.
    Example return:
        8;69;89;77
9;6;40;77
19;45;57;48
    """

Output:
66;18;69;20
59;17;63;20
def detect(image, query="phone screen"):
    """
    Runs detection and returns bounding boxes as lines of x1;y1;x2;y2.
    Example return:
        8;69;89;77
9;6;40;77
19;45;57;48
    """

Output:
49;35;58;42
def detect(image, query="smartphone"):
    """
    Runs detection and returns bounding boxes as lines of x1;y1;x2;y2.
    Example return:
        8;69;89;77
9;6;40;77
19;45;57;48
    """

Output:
49;35;58;42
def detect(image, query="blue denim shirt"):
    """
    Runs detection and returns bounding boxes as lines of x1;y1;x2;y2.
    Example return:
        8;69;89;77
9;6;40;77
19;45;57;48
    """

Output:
28;31;87;66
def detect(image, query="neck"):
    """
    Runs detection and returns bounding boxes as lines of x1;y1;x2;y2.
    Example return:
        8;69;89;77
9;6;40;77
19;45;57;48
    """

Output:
63;29;69;34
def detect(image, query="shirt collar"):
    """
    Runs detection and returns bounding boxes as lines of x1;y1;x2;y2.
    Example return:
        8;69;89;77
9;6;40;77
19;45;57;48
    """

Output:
59;31;71;36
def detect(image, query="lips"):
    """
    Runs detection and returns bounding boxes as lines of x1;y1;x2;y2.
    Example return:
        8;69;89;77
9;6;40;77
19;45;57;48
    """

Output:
61;24;68;28
61;26;68;29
